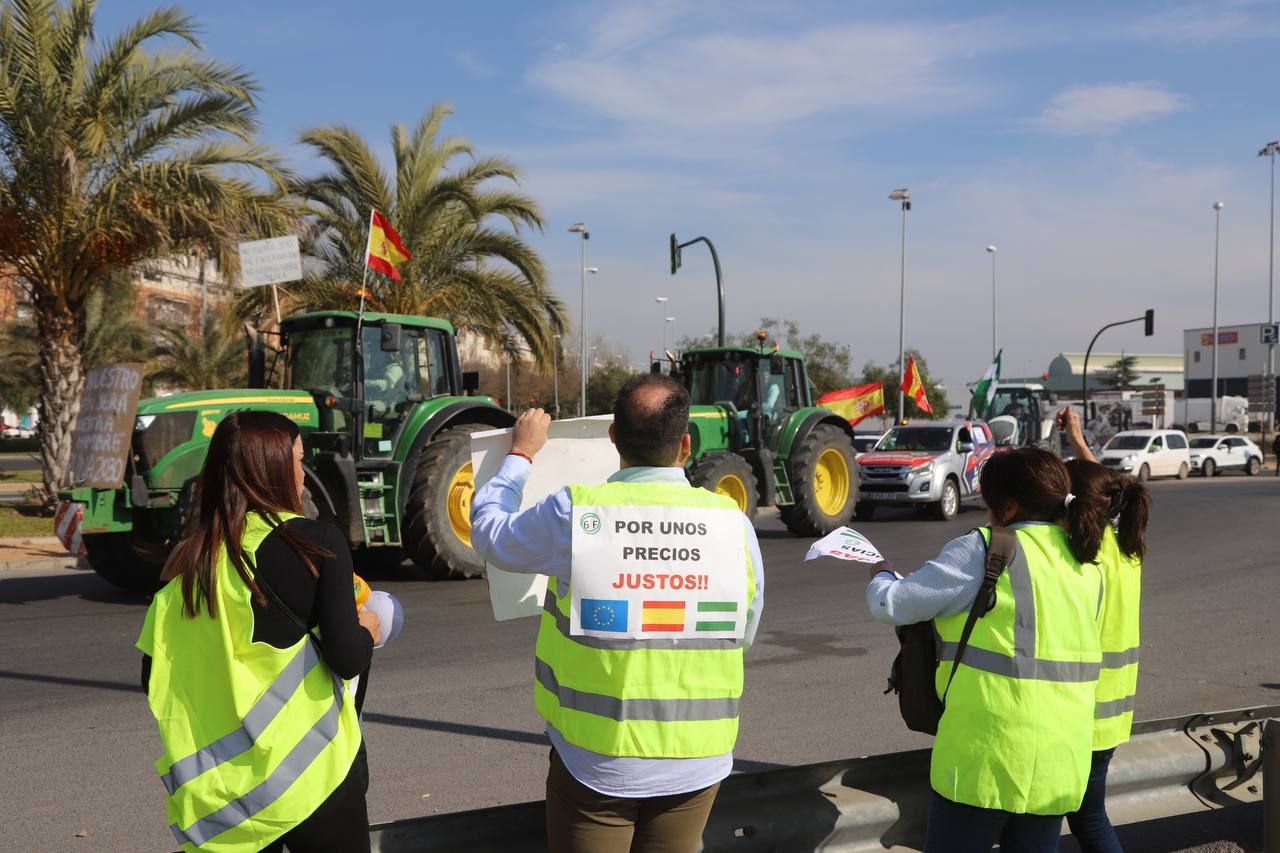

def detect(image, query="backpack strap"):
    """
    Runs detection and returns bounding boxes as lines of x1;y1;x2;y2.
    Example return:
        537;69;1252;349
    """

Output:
940;526;1017;703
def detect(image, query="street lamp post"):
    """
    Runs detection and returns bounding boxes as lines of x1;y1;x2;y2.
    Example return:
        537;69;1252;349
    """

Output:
986;245;997;361
655;296;669;353
1211;201;1224;433
1261;140;1279;439
665;317;676;352
569;223;590;417
552;333;561;419
889;188;910;421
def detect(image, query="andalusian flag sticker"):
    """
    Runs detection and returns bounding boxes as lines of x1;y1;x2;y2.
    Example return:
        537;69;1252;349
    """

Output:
695;601;738;632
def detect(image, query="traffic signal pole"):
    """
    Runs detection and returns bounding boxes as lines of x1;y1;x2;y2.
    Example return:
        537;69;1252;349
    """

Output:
1082;310;1155;414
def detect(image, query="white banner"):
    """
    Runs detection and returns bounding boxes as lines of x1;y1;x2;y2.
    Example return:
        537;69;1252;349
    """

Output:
570;503;747;640
804;526;884;564
238;235;302;288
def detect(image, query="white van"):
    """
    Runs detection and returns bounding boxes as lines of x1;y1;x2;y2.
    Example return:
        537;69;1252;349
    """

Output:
1098;429;1191;481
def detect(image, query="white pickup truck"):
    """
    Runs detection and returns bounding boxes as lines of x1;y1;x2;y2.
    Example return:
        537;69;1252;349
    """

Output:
854;420;996;521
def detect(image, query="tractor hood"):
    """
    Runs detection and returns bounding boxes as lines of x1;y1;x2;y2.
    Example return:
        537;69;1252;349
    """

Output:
137;389;320;435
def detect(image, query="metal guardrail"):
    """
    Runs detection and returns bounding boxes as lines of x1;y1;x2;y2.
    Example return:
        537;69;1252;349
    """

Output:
369;705;1276;853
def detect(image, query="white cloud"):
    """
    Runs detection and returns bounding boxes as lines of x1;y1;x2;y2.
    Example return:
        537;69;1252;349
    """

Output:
1130;1;1280;44
528;12;995;129
1025;82;1188;136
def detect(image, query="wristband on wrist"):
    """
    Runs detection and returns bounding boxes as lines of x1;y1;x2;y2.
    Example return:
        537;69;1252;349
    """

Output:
508;450;533;464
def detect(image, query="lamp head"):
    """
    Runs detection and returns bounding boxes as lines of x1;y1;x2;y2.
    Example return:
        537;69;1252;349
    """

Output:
585;266;600;274
986;245;997;253
1213;201;1224;210
888;188;910;201
568;222;587;233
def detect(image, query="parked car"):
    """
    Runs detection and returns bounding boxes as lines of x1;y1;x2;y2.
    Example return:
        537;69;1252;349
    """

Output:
1098;429;1191;481
0;424;34;439
1188;435;1264;477
854;420;995;521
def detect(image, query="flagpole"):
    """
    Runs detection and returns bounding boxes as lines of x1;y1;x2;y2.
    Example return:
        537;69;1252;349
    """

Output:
356;207;375;344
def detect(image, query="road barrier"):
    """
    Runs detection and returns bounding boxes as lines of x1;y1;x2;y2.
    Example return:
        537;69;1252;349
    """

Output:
368;705;1273;852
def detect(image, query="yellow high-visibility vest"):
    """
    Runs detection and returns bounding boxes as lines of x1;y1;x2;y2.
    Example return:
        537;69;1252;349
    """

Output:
535;481;756;758
1093;526;1141;750
932;525;1103;815
137;513;362;852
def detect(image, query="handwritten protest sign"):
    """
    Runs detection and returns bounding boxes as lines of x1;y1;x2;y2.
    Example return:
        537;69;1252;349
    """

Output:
68;363;144;488
570;503;747;640
804;526;885;564
238;235;302;288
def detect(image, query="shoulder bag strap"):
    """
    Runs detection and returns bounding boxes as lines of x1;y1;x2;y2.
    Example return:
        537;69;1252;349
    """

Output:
940;526;1017;703
246;553;326;657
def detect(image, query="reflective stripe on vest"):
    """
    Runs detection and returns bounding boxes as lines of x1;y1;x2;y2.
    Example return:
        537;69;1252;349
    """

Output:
534;480;754;759
1093;528;1141;750
170;676;344;848
161;642;325;795
931;525;1102;816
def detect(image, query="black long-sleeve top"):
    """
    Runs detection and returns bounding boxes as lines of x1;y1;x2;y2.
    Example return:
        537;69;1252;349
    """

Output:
142;518;372;687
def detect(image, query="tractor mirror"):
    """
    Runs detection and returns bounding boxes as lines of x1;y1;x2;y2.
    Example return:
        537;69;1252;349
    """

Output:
461;371;480;394
380;323;402;352
770;355;785;375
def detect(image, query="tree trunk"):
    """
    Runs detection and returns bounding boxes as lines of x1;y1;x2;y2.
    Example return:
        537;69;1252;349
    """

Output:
36;308;86;506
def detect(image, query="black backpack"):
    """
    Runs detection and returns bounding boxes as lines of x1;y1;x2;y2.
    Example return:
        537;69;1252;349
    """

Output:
885;527;1018;735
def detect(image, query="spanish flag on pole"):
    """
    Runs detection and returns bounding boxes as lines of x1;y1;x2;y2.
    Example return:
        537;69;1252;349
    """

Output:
817;382;885;427
901;354;933;415
366;210;411;281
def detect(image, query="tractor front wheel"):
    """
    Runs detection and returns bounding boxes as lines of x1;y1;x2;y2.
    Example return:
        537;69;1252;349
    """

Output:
83;532;166;593
779;425;858;536
402;424;488;580
688;453;759;520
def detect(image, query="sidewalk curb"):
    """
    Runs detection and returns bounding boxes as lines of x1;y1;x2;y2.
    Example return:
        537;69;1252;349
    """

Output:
0;557;79;573
0;536;61;546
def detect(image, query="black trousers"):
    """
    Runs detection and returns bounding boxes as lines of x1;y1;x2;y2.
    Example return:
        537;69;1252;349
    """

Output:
259;744;371;853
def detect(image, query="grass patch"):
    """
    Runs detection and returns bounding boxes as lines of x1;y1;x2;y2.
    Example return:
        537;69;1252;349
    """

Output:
0;506;55;538
0;469;42;483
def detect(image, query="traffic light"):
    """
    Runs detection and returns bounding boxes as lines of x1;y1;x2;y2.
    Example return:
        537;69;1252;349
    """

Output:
1144;309;1155;337
669;233;682;275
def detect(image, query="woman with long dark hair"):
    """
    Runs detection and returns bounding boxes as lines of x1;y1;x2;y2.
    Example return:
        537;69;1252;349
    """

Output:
865;447;1110;852
1061;409;1151;853
137;411;380;852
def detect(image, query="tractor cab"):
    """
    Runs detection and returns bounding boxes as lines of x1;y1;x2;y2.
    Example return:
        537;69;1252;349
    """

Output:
981;383;1061;454
679;344;810;453
281;312;461;459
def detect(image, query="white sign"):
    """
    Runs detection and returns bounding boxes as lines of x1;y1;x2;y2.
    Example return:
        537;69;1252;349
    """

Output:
470;417;619;620
569;503;747;640
238;235;302;288
804;526;885;564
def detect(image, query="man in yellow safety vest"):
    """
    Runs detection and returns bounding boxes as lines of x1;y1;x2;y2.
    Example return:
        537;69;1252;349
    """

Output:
471;374;765;853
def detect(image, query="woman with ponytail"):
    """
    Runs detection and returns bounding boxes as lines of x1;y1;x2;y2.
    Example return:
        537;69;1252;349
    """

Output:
866;446;1115;852
1060;408;1151;853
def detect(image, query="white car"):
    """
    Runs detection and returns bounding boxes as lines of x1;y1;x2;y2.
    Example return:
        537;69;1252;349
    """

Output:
1099;429;1191;481
1188;435;1264;477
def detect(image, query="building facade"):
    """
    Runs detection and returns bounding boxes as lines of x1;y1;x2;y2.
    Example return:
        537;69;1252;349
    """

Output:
1183;322;1276;398
1043;352;1185;397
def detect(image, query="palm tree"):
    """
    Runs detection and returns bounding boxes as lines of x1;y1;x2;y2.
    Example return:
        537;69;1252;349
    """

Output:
0;1;295;500
149;309;246;391
271;103;566;363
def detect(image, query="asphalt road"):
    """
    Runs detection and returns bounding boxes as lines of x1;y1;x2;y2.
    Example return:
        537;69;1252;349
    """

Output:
0;451;40;471
2;474;1278;851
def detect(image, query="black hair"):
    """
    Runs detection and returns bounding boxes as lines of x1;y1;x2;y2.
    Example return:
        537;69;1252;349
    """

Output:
980;447;1110;564
613;374;690;467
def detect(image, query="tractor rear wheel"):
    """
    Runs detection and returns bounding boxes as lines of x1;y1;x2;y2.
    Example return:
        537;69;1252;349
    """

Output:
83;532;166;593
688;453;759;520
402;424;488;580
779;424;858;536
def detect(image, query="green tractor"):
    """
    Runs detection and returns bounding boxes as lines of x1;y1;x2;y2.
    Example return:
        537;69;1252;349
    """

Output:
666;234;859;535
61;310;514;591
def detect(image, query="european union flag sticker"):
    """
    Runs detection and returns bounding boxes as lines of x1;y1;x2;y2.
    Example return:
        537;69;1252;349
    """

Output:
581;599;629;633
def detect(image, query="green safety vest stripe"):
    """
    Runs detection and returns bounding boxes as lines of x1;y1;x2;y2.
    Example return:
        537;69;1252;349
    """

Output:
534;658;739;723
161;642;325;795
1095;695;1136;720
170;681;344;848
1100;647;1140;668
939;642;1101;682
539;592;742;652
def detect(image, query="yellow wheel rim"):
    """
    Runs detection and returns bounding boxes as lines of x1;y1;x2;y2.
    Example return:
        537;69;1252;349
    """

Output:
715;473;750;513
813;448;850;516
447;461;474;547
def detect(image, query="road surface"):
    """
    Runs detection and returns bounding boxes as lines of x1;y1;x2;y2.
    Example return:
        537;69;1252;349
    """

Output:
2;475;1276;850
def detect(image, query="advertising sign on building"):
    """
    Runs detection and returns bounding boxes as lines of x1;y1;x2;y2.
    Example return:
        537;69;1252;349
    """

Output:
1201;331;1239;346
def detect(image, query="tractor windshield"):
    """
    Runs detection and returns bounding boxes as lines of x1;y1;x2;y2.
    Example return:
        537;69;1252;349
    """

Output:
287;326;357;432
986;388;1036;421
685;353;754;410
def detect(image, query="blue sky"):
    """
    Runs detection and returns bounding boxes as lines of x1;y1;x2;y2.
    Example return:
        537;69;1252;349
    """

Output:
102;0;1280;395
